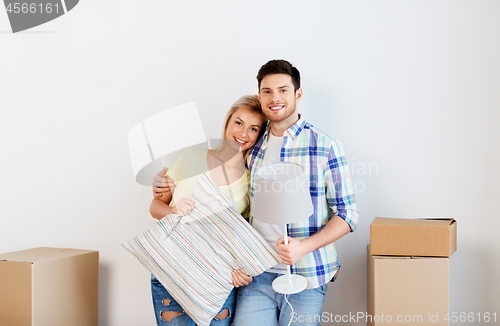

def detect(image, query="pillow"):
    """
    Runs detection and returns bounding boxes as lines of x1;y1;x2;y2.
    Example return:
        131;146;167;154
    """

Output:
122;173;280;326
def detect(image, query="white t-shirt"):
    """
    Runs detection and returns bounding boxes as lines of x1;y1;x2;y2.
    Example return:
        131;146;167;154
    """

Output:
251;132;287;274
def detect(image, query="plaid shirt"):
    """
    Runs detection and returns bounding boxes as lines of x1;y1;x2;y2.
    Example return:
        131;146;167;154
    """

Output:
248;115;359;289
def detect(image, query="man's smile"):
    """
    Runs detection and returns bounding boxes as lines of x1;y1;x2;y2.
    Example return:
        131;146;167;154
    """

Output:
269;104;285;111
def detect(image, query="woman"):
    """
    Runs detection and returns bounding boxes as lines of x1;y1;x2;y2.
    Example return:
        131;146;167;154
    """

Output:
149;95;267;325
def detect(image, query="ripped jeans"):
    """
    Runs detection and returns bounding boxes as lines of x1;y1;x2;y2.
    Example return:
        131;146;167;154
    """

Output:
151;275;236;326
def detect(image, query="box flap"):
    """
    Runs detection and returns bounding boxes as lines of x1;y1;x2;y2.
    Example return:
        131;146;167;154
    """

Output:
372;254;412;260
0;247;97;263
0;247;65;263
372;217;454;226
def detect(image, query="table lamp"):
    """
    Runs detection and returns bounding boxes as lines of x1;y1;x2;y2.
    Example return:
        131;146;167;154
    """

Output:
128;102;207;185
251;162;313;294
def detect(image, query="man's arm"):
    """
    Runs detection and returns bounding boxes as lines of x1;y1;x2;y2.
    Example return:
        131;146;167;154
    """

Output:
152;168;175;198
277;138;359;265
277;215;351;265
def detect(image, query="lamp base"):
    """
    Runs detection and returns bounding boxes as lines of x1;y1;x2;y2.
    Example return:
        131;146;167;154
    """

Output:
272;274;308;294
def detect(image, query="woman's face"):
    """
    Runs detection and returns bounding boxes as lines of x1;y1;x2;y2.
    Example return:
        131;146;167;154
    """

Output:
225;107;265;153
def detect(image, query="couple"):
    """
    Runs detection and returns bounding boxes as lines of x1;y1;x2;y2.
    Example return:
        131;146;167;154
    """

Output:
149;60;359;325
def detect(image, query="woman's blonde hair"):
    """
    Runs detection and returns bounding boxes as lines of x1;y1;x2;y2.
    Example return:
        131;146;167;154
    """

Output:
217;95;268;158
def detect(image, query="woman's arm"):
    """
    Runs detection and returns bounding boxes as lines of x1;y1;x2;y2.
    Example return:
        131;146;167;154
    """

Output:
150;168;176;219
149;168;176;219
150;191;195;220
149;191;174;220
149;170;195;220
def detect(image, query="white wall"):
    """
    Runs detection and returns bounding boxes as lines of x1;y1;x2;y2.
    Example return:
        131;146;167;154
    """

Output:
1;1;499;325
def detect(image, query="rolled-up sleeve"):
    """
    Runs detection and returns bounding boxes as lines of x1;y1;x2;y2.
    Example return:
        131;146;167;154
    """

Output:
324;139;359;232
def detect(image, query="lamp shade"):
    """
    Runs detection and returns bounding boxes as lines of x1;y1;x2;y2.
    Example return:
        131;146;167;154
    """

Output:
252;162;313;225
128;102;207;185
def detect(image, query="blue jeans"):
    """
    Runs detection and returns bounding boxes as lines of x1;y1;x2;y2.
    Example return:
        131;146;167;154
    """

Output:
151;275;236;325
233;272;328;326
151;275;237;326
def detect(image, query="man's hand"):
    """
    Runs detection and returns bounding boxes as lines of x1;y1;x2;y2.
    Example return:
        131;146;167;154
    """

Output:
276;237;309;266
231;269;252;287
171;198;194;216
152;168;175;198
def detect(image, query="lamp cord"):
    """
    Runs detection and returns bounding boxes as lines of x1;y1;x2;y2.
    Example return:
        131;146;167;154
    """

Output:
285;283;294;326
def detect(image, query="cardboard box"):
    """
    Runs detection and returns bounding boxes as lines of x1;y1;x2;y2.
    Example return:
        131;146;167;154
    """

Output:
370;217;457;257
367;245;449;326
0;247;98;326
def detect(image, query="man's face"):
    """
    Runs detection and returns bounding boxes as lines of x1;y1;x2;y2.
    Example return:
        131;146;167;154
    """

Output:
258;74;303;128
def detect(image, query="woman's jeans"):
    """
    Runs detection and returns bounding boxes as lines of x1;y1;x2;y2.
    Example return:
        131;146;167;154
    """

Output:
151;275;236;326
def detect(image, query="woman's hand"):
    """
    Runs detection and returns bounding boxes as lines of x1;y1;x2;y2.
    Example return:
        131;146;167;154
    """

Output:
231;269;252;287
153;168;176;198
172;198;195;216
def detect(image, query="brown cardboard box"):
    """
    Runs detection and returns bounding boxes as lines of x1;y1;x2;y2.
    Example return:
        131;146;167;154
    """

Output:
0;247;98;326
367;245;449;326
370;217;457;257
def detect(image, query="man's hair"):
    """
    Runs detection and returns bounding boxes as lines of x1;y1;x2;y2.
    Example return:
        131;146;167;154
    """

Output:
257;59;301;92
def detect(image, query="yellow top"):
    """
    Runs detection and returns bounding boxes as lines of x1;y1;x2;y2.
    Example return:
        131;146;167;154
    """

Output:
167;147;250;215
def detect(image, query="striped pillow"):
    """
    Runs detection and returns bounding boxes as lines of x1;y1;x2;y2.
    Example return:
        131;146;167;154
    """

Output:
122;173;280;326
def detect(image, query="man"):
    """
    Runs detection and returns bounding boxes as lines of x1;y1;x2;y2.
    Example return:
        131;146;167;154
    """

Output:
233;60;358;325
154;60;358;325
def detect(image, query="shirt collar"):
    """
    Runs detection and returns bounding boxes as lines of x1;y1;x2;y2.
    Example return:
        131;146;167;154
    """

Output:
262;114;305;141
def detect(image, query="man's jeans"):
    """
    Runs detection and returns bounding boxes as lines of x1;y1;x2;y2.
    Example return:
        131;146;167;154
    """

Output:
234;272;328;326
